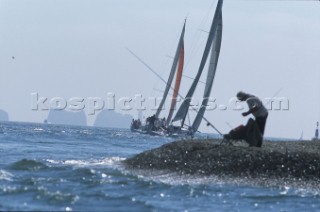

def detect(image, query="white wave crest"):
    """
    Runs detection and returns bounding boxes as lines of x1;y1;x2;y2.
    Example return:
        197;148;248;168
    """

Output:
0;170;13;181
32;128;44;131
47;157;126;168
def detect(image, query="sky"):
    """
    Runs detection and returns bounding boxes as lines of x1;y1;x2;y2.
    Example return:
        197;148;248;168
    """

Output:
0;0;319;139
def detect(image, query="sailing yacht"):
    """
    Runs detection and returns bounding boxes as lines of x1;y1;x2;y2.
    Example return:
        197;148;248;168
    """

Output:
130;20;186;135
131;0;224;137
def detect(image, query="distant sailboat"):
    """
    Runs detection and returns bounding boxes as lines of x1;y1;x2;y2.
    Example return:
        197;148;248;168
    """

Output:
130;20;186;135
131;0;224;137
155;20;186;122
172;0;223;134
299;130;303;140
312;121;319;141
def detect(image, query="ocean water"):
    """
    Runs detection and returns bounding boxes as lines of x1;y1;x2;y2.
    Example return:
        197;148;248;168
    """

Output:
0;122;319;211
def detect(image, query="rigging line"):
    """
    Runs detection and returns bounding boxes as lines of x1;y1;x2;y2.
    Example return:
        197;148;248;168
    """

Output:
126;48;170;91
199;29;210;34
126;47;223;135
153;88;173;97
188;104;224;136
265;87;283;107
184;32;207;74
183;75;207;85
226;122;233;129
151;56;170;98
183;0;217;73
182;123;201;133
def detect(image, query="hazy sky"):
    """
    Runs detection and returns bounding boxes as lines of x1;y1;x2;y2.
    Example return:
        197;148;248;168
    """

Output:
0;0;319;139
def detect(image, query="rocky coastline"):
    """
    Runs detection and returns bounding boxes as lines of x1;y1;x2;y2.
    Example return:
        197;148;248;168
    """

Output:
123;139;320;186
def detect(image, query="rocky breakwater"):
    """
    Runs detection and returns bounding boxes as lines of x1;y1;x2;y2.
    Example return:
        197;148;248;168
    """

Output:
123;139;320;185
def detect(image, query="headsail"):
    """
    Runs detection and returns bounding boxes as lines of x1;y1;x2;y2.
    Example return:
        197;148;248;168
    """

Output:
172;0;223;127
191;12;223;132
155;21;186;119
167;41;185;125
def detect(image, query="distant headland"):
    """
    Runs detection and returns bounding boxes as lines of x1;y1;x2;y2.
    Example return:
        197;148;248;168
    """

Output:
47;110;87;126
0;109;9;122
94;110;132;129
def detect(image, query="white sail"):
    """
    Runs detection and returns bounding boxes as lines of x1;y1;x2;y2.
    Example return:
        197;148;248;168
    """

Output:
191;12;223;132
172;0;223;126
155;22;186;119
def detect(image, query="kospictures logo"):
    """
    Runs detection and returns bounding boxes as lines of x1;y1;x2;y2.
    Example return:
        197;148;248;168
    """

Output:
30;92;289;115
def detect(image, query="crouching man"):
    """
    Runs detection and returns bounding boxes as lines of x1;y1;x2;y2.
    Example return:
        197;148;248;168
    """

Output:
224;91;268;147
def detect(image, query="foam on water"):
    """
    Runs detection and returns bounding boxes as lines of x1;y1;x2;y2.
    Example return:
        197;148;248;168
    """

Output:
46;157;126;168
0;170;13;181
32;128;44;132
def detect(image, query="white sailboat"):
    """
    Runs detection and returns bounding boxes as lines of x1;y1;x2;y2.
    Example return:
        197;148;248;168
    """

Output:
131;0;224;137
171;0;223;135
130;21;186;135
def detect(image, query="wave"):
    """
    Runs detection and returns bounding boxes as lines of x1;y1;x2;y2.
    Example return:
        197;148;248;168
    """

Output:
32;128;44;132
0;170;13;181
45;157;134;187
35;186;80;205
47;157;125;168
10;159;49;171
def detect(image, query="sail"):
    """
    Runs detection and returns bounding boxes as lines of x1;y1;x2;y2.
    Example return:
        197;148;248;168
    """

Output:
191;12;223;132
172;0;223;125
167;42;185;125
155;21;186;119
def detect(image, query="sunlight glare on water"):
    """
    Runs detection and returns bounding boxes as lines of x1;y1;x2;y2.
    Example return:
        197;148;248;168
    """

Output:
0;122;319;211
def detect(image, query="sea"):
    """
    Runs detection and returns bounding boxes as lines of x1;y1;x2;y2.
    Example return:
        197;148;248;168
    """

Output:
0;121;319;211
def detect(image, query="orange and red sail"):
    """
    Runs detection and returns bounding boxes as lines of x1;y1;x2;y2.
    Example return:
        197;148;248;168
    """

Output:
154;21;186;121
167;43;184;125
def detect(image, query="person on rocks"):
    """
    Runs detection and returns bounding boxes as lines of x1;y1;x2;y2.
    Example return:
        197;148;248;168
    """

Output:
224;91;268;147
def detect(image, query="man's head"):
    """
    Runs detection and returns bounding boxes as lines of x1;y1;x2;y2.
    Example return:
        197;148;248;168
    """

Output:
236;91;248;101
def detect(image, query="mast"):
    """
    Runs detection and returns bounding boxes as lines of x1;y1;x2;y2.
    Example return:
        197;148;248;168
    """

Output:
191;12;223;132
155;21;186;119
172;0;224;127
315;121;319;140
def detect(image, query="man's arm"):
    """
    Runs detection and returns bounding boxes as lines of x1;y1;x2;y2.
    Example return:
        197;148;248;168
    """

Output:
242;106;258;117
242;97;262;116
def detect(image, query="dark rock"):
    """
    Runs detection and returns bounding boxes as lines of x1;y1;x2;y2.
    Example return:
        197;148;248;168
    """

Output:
123;139;320;182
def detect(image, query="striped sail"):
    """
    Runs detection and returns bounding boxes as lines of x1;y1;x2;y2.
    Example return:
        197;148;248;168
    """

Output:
191;12;223;132
155;21;186;119
172;0;223;127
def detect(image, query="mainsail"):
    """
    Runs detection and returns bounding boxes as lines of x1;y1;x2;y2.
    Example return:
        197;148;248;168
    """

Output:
155;21;186;119
191;12;222;132
172;0;223;127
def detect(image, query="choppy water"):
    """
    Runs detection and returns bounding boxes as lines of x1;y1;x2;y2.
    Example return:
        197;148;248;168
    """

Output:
0;122;319;211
